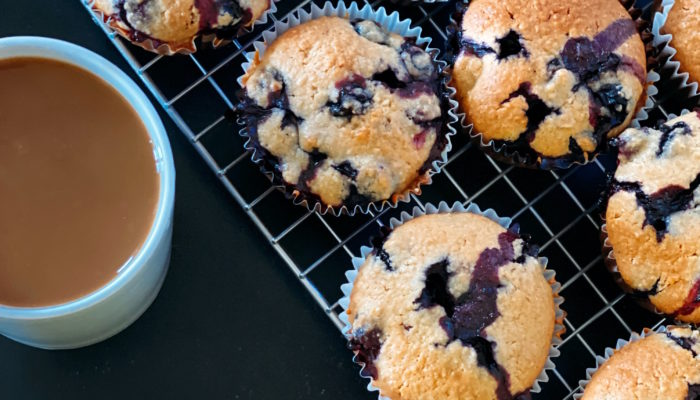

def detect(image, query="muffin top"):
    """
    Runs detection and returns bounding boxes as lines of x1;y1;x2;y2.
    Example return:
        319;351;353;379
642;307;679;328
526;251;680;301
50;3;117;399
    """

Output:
581;326;700;400
606;111;700;322
94;0;271;50
662;0;700;86
452;0;647;167
238;17;447;210
346;212;557;400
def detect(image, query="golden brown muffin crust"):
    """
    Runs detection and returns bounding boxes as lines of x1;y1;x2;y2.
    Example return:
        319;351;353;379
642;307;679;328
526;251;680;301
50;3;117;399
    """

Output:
582;327;700;400
93;0;270;49
241;17;447;208
347;213;556;400
606;112;700;322
662;0;700;86
452;0;646;165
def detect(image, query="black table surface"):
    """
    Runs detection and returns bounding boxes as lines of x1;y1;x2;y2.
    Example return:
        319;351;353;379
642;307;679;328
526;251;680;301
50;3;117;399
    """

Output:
0;2;373;399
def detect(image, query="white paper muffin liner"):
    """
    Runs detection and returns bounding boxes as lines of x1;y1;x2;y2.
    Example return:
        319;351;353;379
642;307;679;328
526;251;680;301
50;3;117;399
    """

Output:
87;0;278;55
449;1;660;170
236;2;459;217
338;201;566;399
601;108;697;318
652;0;700;100
572;324;696;398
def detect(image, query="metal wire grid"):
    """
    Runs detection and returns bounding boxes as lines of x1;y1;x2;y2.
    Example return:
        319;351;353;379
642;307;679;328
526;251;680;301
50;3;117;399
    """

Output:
82;0;695;398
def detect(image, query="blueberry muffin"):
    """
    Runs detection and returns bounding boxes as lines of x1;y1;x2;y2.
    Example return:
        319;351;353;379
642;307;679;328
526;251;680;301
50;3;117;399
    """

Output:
581;326;700;400
660;0;700;87
237;17;449;212
451;0;647;168
93;0;271;53
346;212;559;399
605;111;700;322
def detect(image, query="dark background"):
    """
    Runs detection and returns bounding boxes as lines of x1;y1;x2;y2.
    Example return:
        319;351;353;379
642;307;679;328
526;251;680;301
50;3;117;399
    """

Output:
0;2;373;399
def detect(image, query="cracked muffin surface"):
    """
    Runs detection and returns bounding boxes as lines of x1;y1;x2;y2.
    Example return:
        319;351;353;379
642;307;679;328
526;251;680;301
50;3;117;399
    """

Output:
581;326;700;400
94;0;271;51
237;16;448;210
346;212;557;400
451;0;647;168
606;111;700;323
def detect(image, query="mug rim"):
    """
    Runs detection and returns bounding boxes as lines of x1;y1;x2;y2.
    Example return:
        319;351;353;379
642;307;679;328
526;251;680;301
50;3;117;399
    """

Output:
0;36;176;320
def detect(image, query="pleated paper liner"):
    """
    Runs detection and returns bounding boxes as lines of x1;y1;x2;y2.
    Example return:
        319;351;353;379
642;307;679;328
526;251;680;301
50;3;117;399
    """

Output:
235;2;459;216
600;109;699;321
652;0;700;105
573;325;699;399
447;0;661;170
338;201;566;399
87;0;278;55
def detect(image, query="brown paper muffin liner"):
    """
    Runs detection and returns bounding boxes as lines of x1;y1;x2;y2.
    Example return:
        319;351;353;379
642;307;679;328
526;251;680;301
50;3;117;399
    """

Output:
339;201;566;399
235;2;459;216
652;0;700;101
86;0;278;55
447;0;660;170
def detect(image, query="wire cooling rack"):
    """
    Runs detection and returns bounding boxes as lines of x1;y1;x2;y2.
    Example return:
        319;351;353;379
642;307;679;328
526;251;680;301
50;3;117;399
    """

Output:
84;1;698;398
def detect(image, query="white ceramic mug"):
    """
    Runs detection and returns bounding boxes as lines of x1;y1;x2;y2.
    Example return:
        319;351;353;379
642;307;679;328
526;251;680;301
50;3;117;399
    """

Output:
0;37;176;350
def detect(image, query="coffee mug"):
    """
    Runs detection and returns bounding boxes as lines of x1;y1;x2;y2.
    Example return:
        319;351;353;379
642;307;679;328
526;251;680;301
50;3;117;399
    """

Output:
0;37;175;349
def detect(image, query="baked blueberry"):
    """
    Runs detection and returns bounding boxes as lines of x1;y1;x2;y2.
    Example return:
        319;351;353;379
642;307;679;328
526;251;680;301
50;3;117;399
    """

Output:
581;326;700;400
237;17;450;213
346;212;560;399
93;0;271;53
451;0;647;168
605;112;700;322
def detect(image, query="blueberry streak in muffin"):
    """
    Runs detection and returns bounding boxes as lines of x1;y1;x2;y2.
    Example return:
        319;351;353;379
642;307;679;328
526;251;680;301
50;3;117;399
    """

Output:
93;0;271;53
605;111;700;322
449;0;650;169
236;17;451;213
410;230;535;400
347;212;559;399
